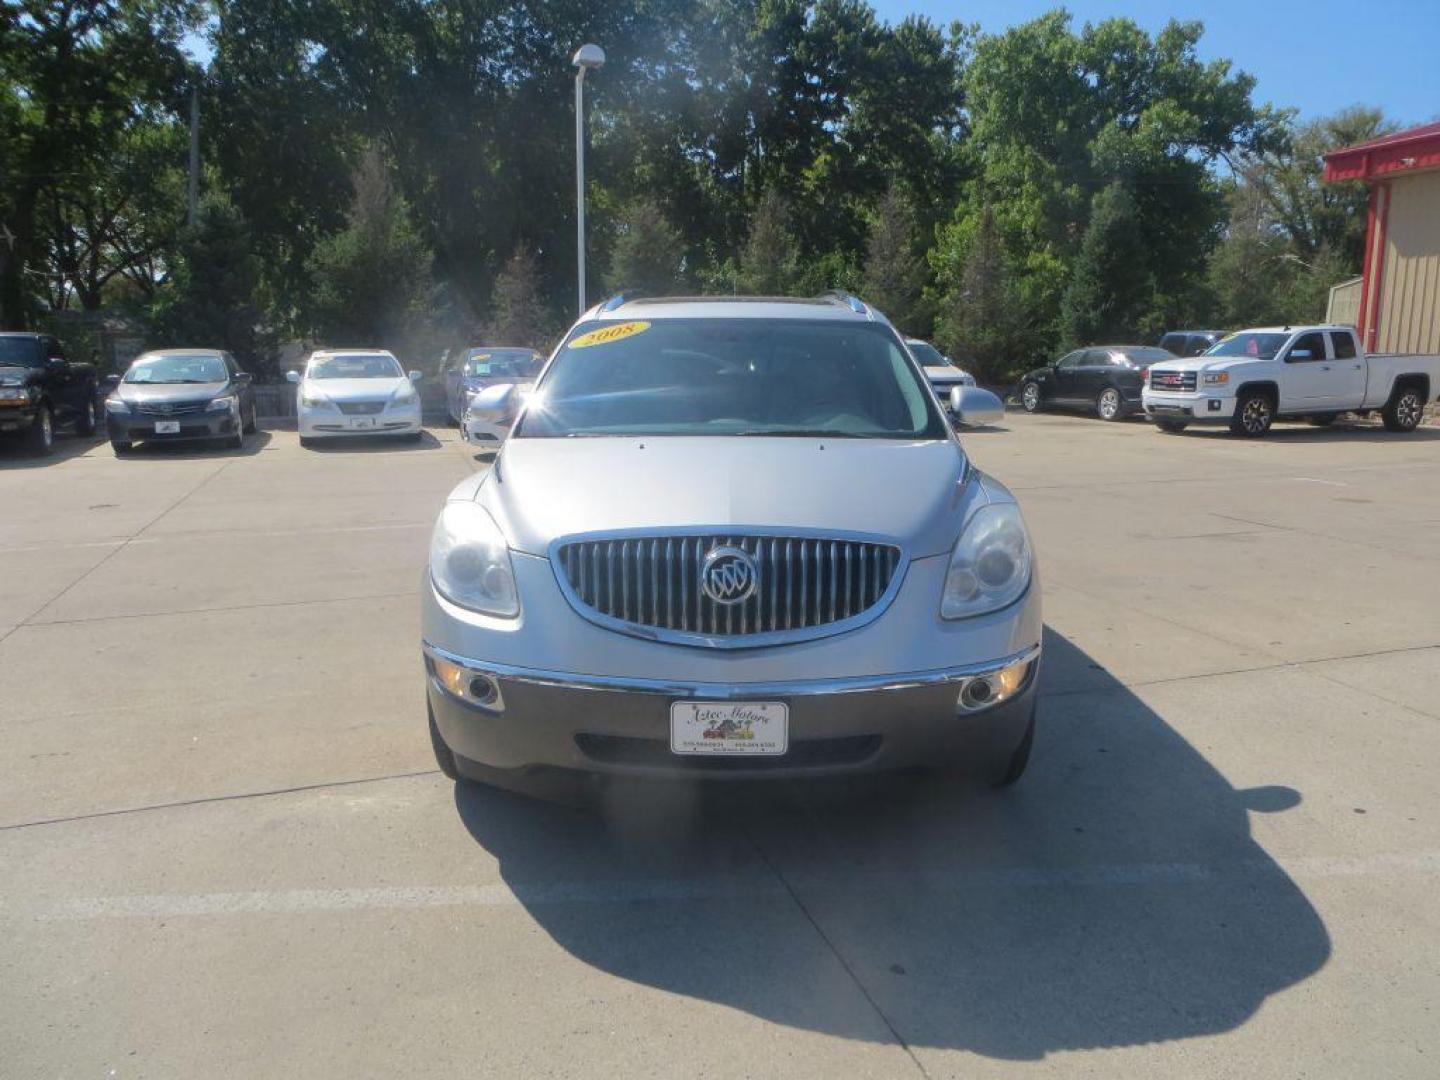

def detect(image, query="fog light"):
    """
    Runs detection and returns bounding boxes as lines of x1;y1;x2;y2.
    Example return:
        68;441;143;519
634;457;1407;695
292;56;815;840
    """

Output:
428;654;505;713
957;655;1033;713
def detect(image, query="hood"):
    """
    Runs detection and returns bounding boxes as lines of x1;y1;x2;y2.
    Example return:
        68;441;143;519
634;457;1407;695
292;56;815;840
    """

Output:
118;380;229;403
1147;356;1248;374
924;365;971;382
476;437;971;558
304;377;407;402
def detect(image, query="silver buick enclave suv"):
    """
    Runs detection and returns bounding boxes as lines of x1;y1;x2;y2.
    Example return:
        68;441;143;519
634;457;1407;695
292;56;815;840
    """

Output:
422;294;1041;790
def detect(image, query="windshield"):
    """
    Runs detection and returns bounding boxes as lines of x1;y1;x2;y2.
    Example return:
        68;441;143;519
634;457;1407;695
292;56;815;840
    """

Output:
1205;333;1289;360
1121;347;1175;365
308;353;403;379
907;341;948;367
518;318;948;440
123;354;228;384
0;337;41;367
461;349;541;378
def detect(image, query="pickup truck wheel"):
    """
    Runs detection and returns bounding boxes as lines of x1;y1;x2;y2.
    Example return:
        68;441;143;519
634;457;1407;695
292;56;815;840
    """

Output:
1231;391;1274;437
1020;382;1042;413
24;405;54;455
75;397;97;436
1155;419;1189;434
1096;387;1123;421
1382;386;1425;432
428;701;461;782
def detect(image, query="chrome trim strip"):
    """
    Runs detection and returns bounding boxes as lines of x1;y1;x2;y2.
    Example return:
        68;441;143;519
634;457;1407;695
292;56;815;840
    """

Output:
546;525;911;651
421;641;1039;700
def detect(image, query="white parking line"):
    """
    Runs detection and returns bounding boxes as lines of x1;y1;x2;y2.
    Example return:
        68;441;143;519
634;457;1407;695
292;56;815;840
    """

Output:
34;851;1440;921
1292;476;1350;487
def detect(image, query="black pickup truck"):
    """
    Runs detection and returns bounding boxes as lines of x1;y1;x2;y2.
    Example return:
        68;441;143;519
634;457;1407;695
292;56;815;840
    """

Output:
0;332;99;454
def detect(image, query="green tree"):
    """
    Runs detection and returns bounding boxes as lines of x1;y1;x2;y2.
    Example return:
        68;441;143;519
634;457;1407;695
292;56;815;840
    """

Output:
1059;183;1151;347
734;191;800;295
860;185;928;332
606;198;687;297
485;244;549;349
306;150;433;348
151;192;270;370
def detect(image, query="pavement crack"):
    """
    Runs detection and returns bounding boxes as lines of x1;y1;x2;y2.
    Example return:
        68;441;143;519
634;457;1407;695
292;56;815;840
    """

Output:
0;769;441;832
743;820;933;1079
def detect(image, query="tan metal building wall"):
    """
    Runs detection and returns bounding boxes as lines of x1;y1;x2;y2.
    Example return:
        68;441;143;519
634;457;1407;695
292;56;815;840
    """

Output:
1375;169;1440;354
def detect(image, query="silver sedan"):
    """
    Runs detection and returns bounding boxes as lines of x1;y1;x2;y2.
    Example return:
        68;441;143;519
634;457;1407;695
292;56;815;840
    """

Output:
423;295;1040;791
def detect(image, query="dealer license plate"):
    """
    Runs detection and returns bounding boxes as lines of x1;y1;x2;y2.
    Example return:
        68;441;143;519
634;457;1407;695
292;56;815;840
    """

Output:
347;416;377;430
153;420;180;434
670;702;788;756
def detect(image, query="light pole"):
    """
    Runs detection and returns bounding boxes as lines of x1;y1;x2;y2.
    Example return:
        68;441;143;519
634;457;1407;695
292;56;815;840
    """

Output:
572;43;605;316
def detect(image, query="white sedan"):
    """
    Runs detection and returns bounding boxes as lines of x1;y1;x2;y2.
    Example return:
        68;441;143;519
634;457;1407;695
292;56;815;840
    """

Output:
287;350;423;446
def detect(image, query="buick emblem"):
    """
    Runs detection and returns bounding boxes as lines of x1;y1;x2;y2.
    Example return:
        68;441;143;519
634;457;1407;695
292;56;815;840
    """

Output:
701;546;758;605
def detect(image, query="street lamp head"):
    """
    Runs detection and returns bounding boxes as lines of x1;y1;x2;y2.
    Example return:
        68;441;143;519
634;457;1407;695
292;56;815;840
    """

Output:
572;43;606;70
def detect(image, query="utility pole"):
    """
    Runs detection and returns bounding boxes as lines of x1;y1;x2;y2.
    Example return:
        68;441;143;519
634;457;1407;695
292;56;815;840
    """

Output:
187;82;200;228
572;44;605;316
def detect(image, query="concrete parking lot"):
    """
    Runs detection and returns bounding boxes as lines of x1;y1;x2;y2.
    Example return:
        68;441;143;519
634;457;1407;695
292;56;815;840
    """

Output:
2;415;1438;1078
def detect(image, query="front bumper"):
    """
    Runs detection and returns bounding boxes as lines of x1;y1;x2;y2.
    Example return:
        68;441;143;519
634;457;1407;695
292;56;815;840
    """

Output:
107;410;238;442
425;642;1039;781
0;402;39;433
298;402;421;437
1142;390;1235;423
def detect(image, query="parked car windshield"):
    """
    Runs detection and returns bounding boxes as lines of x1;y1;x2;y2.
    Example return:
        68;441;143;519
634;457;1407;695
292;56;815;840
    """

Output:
461;349;541;378
1205;332;1290;360
309;353;403;379
123;354;228;384
907;341;947;366
519;318;948;440
0;336;41;367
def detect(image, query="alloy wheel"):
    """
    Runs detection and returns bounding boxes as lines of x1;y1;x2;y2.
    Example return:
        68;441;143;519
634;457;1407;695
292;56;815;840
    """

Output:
1022;384;1040;411
1397;392;1422;429
1242;397;1271;433
41;408;53;447
1098;389;1120;420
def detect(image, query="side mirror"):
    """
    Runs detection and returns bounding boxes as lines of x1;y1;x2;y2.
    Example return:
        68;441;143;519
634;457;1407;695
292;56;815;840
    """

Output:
463;382;532;446
102;373;121;388
408;370;423;382
234;371;253;384
286;370;301;384
46;356;66;371
1287;348;1315;361
950;386;1005;427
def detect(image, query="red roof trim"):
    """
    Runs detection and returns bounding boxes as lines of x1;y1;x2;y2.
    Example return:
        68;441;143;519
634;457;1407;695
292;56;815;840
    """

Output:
1324;121;1440;183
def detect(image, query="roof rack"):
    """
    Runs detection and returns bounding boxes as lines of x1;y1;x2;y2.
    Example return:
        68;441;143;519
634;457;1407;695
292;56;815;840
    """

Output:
817;289;870;316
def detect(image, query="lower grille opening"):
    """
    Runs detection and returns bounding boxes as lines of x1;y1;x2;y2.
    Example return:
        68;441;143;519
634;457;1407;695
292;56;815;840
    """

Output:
574;733;882;771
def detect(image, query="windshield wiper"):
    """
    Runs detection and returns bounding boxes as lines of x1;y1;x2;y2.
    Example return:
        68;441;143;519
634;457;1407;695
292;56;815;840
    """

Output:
733;428;869;438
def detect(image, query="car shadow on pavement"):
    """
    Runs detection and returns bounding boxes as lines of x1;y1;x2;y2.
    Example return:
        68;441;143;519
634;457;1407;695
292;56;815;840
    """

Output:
301;431;442;452
1176;421;1440;443
114;431;275;459
0;432;105;468
452;627;1330;1061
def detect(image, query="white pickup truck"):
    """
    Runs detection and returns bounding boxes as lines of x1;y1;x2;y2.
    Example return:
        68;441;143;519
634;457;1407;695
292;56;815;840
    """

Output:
1142;324;1439;437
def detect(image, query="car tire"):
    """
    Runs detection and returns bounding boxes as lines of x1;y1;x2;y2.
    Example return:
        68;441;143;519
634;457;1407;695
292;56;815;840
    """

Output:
110;437;133;455
1020;381;1042;413
992;710;1035;788
24;405;54;455
1096;387;1123;421
428;701;461;782
299;435;314;449
1155;419;1189;434
244;404;258;434
1230;390;1274;437
75;397;98;436
1382;385;1425;432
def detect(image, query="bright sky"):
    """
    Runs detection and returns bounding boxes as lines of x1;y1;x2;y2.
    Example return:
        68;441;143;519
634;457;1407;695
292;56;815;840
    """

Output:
873;0;1440;126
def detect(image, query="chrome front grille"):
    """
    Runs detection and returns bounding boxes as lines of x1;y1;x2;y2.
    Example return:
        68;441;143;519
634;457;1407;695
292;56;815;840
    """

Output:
1149;369;1197;391
135;400;209;416
336;400;387;415
553;532;904;647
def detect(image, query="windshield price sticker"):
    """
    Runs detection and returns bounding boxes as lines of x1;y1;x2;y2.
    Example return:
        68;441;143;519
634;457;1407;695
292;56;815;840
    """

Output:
568;321;651;349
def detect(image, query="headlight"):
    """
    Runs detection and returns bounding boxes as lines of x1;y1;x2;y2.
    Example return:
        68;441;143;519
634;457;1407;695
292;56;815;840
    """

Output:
104;396;128;413
207;395;238;412
940;503;1032;620
429;502;518;617
0;386;31;401
392;385;418;405
1202;372;1229;386
300;389;330;408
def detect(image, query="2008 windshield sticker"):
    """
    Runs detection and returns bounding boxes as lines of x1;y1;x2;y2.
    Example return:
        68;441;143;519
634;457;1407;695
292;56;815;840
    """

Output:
568;321;651;349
